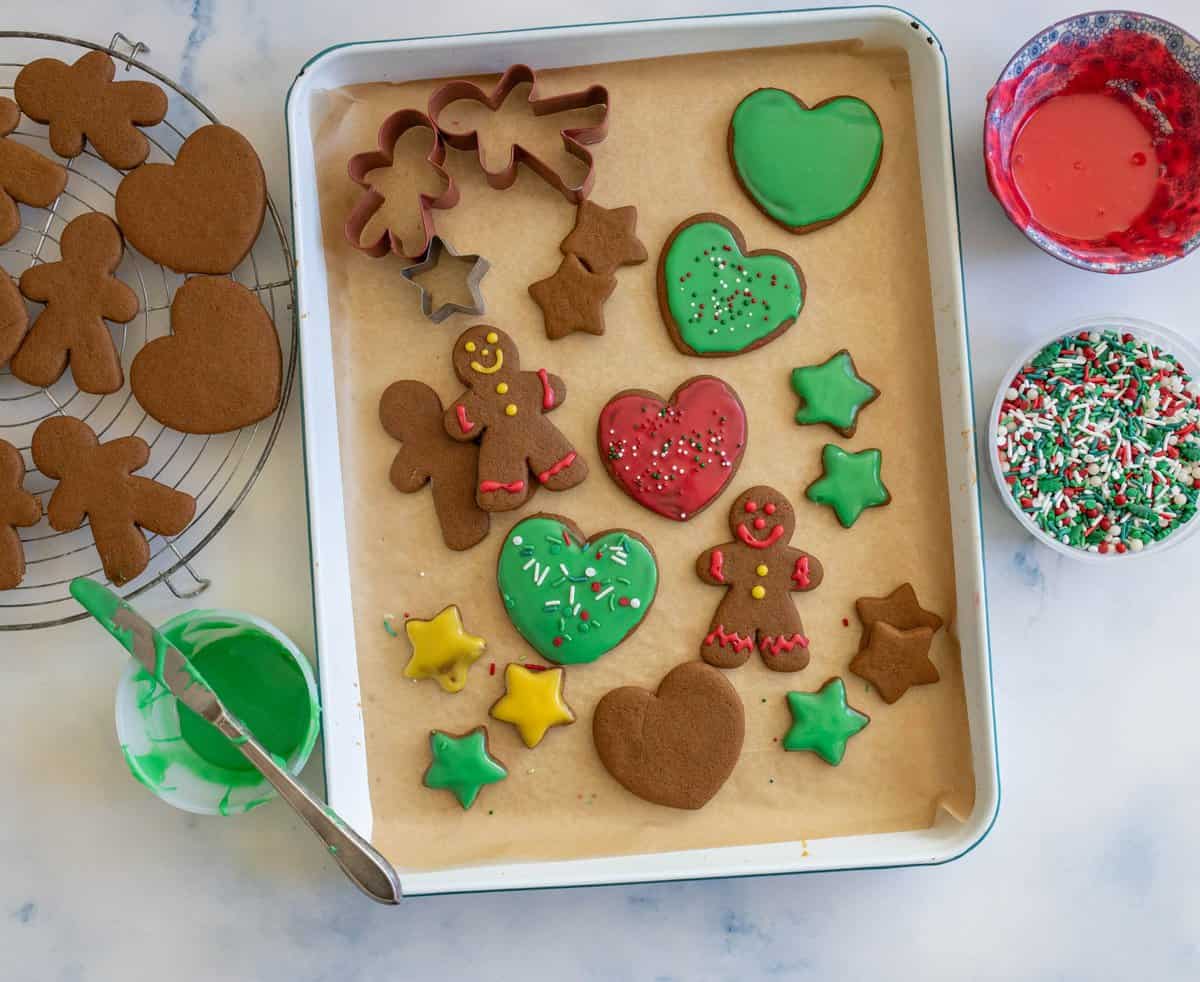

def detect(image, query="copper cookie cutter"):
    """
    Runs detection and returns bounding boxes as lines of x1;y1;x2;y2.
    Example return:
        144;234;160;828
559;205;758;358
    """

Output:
345;108;460;260
427;64;608;204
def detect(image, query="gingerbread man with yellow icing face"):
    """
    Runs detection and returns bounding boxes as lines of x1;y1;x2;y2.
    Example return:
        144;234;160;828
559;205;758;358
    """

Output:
696;485;824;672
443;325;587;511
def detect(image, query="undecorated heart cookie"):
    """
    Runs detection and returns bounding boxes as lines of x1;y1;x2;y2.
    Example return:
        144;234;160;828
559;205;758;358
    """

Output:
130;276;282;434
115;124;266;274
658;213;804;357
597;375;747;521
496;513;657;665
729;88;883;233
593;661;744;810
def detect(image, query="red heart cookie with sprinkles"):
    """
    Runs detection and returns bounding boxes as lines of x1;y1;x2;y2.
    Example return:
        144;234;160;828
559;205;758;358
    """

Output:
597;376;747;521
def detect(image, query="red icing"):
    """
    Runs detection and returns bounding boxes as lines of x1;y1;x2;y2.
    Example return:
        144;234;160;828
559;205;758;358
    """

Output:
744;500;758;513
537;367;555;410
759;633;809;655
709;549;726;584
790;555;811;590
538;450;577;483
985;27;1200;265
703;624;755;653
598;376;747;521
735;522;784;550
455;403;474;433
480;479;525;493
764;502;776;515
753;516;767;530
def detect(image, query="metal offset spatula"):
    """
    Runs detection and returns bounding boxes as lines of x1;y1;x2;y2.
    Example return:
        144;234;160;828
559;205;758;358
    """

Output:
70;577;401;905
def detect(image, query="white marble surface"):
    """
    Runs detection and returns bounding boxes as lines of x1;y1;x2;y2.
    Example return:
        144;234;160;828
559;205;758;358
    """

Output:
2;1;1199;979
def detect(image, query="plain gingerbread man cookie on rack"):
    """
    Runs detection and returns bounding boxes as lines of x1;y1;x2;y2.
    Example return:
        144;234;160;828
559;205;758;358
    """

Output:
31;416;195;586
0;95;67;246
443;325;587;512
695;485;824;672
0;438;42;590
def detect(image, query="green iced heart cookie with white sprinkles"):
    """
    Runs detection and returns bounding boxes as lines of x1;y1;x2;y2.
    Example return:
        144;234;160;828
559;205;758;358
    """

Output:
497;513;658;665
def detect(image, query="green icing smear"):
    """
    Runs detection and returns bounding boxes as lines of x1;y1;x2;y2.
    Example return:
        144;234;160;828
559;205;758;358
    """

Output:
496;515;658;665
731;89;883;229
662;220;802;354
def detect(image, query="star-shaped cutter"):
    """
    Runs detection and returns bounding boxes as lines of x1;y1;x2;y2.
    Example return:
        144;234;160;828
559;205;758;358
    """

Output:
345;108;460;261
399;235;490;324
428;64;609;204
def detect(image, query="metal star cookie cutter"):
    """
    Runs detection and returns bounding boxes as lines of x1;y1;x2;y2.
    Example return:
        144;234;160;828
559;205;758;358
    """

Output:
400;236;489;324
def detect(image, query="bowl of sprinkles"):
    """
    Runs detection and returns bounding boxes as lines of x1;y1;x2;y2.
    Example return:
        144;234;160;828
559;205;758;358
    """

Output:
991;317;1200;559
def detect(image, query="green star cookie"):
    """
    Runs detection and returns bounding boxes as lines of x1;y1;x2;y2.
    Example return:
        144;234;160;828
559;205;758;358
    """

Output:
783;677;869;765
423;727;507;809
790;349;878;437
806;444;891;527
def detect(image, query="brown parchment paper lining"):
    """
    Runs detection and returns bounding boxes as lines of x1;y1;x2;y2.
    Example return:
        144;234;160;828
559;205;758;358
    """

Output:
310;42;976;872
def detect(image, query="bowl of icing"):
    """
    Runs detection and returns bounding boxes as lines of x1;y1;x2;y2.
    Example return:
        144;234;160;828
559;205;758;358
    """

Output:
114;609;320;815
984;11;1200;273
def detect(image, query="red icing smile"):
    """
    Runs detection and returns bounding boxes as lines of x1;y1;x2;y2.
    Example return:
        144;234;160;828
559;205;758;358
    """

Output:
736;522;784;549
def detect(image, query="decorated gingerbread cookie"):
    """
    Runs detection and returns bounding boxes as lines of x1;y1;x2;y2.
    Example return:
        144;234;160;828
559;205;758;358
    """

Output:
443;325;587;512
12;212;137;394
130;276;282;434
423;726;507;809
696;486;824;672
805;444;891;528
489;663;575;748
790;349;878;437
14;51;167;170
31;416;195;586
783;677;870;765
728;88;883;233
0;96;67;246
0;439;41;590
593;661;744;810
379;379;497;551
115;124;266;275
497;513;657;665
597;375;747;521
401;605;486;693
658;213;804;357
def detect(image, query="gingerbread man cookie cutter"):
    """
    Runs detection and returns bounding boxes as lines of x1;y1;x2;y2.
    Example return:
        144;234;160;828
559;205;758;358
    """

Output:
345;108;460;261
427;64;609;204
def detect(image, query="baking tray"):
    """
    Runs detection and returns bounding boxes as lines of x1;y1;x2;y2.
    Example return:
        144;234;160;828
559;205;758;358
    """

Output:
285;6;998;896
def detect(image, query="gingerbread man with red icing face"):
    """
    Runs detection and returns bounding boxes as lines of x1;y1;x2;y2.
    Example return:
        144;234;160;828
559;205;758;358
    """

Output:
443;325;587;512
696;485;824;672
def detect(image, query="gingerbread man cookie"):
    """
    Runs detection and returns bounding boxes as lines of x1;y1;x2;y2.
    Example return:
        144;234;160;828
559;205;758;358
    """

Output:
443;325;587;512
0;439;41;590
14;51;167;170
12;212;137;394
695;485;824;672
31;416;195;586
0;96;68;246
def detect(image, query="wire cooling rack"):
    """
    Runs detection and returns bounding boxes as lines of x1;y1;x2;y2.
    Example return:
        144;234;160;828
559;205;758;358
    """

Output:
0;32;297;631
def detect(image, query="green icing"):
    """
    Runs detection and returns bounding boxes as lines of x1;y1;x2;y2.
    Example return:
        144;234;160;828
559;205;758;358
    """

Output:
423;729;507;810
662;220;802;355
174;620;312;772
121;745;176;793
730;90;883;229
806;444;890;528
783;678;869;765
496;515;657;665
791;350;878;433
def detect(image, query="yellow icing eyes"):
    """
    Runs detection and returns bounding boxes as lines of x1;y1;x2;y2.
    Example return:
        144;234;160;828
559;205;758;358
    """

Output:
464;341;477;352
486;331;499;344
496;382;509;394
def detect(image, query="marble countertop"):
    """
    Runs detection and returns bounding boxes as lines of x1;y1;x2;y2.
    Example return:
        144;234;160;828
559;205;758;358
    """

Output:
3;1;1198;979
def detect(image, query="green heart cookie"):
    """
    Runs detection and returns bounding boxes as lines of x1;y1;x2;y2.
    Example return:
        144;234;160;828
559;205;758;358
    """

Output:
497;514;658;665
729;89;883;231
658;214;804;357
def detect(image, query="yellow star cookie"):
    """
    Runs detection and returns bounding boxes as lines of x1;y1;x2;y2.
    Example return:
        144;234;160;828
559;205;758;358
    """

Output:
489;663;575;747
403;605;485;693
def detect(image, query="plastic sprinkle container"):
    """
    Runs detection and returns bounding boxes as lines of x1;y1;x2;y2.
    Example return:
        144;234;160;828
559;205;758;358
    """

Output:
989;316;1200;561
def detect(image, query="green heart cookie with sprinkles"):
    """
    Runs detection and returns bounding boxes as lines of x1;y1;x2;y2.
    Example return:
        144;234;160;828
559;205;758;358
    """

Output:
497;513;658;665
728;89;883;232
657;212;805;358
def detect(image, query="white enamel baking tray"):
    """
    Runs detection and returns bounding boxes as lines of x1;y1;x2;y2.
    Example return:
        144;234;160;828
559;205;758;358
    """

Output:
285;6;999;897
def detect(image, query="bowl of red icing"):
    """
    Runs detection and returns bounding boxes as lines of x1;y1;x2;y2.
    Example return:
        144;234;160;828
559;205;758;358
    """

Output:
985;11;1200;273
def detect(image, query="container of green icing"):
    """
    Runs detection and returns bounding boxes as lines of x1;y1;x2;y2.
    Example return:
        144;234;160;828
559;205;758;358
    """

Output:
114;609;320;816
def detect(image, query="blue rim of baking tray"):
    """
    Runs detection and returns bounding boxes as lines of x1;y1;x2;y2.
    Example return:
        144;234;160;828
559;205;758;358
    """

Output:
284;4;1001;896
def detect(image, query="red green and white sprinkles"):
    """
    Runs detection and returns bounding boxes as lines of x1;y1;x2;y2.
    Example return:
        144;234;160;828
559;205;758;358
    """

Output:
997;328;1200;554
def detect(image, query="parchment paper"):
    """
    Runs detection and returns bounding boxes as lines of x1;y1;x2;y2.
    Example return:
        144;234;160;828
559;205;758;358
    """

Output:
310;42;975;871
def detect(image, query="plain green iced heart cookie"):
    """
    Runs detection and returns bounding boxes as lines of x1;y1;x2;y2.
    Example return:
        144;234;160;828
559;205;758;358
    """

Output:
658;214;804;357
497;514;658;665
729;89;883;231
